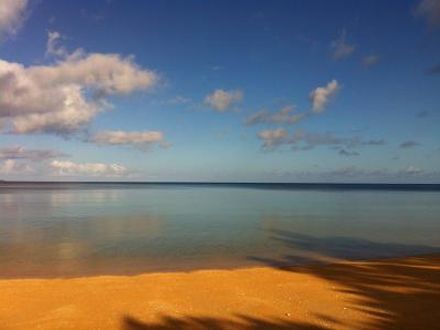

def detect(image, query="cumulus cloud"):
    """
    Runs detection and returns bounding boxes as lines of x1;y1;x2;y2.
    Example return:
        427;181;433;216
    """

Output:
245;105;306;126
400;140;421;148
50;160;128;177
362;55;380;68
0;147;129;178
257;128;290;149
0;146;67;160
0;159;32;174
246;81;341;129
204;89;243;112
90;130;169;149
0;0;28;38
309;80;340;113
0;36;158;135
416;0;440;27
0;146;68;177
330;30;355;60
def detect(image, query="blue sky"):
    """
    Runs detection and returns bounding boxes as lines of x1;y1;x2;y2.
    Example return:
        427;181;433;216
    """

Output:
0;0;439;182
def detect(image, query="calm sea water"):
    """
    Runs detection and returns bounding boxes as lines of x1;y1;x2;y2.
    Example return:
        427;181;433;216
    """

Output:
1;182;439;277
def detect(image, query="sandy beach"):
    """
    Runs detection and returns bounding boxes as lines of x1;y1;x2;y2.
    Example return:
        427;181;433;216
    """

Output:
1;254;439;330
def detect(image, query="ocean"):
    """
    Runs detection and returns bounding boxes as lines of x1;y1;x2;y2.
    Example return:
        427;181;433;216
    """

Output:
1;182;439;277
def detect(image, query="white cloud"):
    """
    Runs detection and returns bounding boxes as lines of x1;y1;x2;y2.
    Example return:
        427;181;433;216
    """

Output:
403;165;423;175
29;53;156;95
50;160;128;177
0;146;68;177
0;0;28;38
257;128;290;149
0;48;157;134
9;85;100;134
204;89;243;112
0;159;33;174
46;31;68;58
331;30;355;60
362;55;380;68
91;130;169;148
245;105;306;126
0;146;66;160
309;80;340;113
416;0;440;27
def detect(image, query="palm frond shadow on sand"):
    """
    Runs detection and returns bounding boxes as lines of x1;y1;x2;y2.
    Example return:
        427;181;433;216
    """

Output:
122;230;440;330
123;314;330;330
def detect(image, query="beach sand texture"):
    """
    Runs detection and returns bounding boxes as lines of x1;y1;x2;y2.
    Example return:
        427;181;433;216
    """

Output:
1;255;439;329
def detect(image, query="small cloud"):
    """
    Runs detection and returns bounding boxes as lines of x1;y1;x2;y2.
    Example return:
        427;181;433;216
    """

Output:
416;0;440;27
276;165;440;182
46;31;68;58
0;146;67;160
362;139;386;146
402;165;423;175
0;0;28;39
362;54;380;68
330;30;355;60
0;159;33;174
90;130;169;149
400;140;421;148
425;63;440;75
50;160;128;177
167;95;191;105
257;129;385;154
338;149;360;156
245;105;306;126
309;80;340;113
204;89;243;112
257;128;290;150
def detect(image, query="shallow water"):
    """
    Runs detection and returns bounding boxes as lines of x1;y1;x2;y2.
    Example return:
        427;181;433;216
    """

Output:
1;183;439;277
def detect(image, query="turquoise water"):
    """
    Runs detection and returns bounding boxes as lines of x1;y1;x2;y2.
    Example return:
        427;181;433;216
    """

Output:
0;183;439;277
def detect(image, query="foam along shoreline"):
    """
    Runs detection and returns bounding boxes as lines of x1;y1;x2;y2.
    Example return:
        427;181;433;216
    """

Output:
1;254;439;329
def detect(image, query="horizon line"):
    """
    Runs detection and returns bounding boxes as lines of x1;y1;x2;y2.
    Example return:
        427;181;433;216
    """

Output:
1;180;439;186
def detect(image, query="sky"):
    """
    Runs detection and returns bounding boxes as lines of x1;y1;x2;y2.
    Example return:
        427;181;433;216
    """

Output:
0;0;439;182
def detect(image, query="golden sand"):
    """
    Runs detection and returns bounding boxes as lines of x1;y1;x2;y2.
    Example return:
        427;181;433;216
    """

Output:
1;255;439;330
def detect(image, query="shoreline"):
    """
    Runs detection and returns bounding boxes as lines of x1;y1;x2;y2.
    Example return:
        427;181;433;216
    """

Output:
1;252;438;280
1;254;439;329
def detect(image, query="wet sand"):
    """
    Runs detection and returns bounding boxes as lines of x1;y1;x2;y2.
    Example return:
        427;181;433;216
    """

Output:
1;255;439;330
